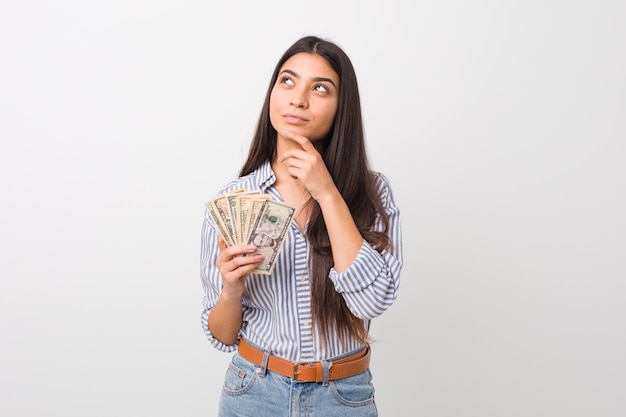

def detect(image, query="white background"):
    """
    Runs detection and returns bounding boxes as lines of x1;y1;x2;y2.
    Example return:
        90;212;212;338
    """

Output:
1;1;625;416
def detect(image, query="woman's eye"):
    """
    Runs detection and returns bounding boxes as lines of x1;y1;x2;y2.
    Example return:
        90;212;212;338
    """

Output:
314;84;329;93
281;76;294;86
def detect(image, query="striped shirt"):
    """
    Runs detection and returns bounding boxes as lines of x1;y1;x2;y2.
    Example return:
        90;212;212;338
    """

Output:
200;160;403;362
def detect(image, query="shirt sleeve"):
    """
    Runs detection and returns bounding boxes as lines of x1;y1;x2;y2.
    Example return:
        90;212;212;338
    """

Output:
328;173;403;320
199;208;239;352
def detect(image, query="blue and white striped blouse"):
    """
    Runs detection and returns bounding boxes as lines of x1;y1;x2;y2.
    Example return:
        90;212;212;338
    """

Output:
200;160;403;362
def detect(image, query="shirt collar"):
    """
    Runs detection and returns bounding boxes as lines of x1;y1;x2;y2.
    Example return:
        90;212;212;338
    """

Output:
256;160;276;192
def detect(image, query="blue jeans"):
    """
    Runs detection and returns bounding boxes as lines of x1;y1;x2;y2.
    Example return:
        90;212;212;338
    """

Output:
218;352;378;417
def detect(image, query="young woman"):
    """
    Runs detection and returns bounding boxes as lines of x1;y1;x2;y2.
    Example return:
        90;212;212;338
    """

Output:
200;35;403;417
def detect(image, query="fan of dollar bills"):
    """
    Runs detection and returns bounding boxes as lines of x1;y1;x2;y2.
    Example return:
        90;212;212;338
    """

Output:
205;189;296;275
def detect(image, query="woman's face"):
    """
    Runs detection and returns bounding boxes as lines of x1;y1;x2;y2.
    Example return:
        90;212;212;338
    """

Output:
269;52;339;143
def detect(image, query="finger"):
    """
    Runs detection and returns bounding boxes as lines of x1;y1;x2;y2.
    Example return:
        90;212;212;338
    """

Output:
282;130;316;153
222;252;263;281
230;253;264;270
279;152;307;169
219;248;262;278
277;148;306;164
222;259;261;285
217;239;256;264
224;243;258;259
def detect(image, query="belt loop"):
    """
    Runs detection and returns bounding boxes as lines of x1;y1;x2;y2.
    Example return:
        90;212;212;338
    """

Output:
258;350;270;378
321;360;332;386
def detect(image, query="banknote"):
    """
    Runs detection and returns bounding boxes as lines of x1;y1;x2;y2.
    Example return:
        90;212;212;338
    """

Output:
246;200;296;275
207;188;247;245
208;197;234;245
237;194;271;245
206;190;295;274
206;201;236;247
227;190;261;244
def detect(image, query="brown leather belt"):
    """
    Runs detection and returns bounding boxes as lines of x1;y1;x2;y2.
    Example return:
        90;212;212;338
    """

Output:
238;338;370;382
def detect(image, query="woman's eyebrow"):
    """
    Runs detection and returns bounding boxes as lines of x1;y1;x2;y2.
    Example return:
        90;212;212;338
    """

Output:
312;77;336;88
280;69;299;78
279;69;337;88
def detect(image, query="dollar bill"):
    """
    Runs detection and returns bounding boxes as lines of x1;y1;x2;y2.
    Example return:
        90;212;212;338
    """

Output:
213;196;237;244
237;194;271;245
207;188;247;246
244;196;272;243
205;202;236;247
246;200;296;275
227;190;260;244
206;190;295;274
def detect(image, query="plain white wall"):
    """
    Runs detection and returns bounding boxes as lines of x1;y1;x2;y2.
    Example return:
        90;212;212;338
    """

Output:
1;1;624;416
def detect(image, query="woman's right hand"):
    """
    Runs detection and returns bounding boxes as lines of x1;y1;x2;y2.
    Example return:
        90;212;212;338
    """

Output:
215;237;263;299
209;237;262;345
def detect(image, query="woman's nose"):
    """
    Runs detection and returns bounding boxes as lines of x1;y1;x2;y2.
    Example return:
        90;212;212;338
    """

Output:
290;89;308;108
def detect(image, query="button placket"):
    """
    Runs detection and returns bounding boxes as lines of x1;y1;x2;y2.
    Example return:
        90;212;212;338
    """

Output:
293;228;313;361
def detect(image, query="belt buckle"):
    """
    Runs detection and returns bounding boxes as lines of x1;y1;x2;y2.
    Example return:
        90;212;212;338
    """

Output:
292;361;312;382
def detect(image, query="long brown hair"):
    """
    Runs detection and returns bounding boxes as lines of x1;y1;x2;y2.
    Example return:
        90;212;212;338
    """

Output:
240;36;391;345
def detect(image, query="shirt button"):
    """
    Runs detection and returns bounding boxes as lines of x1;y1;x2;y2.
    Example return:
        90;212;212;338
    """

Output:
299;274;307;282
303;320;311;327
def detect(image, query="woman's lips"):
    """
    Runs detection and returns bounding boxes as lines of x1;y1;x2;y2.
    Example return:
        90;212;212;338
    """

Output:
283;114;308;124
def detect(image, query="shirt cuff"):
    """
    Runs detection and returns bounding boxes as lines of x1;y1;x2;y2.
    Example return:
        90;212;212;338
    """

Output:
201;309;239;353
328;240;383;293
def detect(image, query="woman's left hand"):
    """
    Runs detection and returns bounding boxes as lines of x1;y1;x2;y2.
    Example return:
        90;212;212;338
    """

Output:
277;130;337;202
